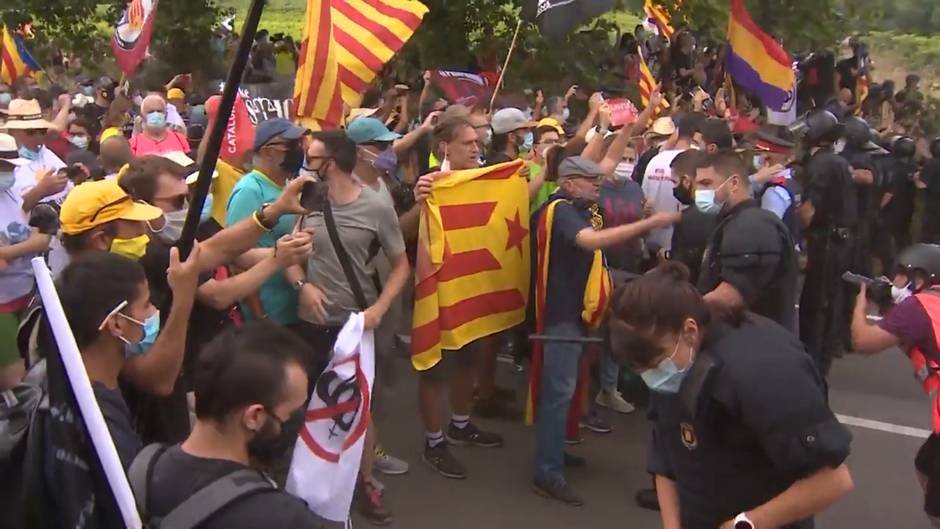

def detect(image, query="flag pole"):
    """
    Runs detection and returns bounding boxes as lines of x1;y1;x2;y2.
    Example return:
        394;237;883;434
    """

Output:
177;0;267;259
489;19;524;113
30;258;143;529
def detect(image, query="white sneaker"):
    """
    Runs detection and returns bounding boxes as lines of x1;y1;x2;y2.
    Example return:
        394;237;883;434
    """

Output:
595;389;636;414
374;447;410;475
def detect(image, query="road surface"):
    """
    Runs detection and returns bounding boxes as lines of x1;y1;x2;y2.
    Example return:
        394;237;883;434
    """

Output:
369;349;929;528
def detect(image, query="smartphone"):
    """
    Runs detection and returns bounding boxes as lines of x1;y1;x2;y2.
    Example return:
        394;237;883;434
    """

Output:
300;180;328;213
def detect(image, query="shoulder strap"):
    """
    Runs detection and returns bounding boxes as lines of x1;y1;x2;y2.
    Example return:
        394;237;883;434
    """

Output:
323;201;369;310
128;443;169;519
158;469;275;529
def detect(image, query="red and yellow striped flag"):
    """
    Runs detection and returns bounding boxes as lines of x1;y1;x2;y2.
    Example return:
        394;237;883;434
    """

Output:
411;160;531;371
644;0;675;42
638;47;669;115
294;0;428;129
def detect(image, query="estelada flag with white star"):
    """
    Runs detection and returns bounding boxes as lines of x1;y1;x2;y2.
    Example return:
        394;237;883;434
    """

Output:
412;159;531;371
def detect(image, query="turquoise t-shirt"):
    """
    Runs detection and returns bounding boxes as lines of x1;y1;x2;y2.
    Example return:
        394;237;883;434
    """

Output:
226;170;299;325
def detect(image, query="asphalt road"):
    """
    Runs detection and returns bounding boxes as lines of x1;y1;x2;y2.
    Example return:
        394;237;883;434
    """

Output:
368;349;932;529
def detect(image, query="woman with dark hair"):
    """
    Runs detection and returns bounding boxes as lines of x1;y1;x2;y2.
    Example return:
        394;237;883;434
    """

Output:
609;262;854;529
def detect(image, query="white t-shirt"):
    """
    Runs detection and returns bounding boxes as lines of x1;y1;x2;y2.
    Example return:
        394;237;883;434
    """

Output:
0;187;37;303
641;148;684;251
13;146;73;276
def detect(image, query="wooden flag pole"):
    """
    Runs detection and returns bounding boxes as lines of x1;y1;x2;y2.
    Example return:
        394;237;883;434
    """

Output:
489;19;524;114
177;0;266;259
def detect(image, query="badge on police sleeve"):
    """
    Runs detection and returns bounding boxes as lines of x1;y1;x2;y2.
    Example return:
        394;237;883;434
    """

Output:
680;422;697;450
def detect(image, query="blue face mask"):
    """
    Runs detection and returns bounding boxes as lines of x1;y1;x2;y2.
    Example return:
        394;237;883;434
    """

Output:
0;92;11;106
519;131;534;152
145;111;167;129
374;148;398;175
17;145;39;162
82;86;95;97
120;311;161;357
0;172;14;191
562;107;571;122
694;178;731;215
640;337;693;394
200;194;214;223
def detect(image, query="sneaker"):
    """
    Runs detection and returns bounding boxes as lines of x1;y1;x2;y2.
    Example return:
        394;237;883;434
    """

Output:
564;452;587;468
595;388;636;414
565;434;584;445
635;487;660;511
374;446;409;476
356;478;393;526
580;413;613;434
446;421;504;448
422;441;467;479
532;477;584;506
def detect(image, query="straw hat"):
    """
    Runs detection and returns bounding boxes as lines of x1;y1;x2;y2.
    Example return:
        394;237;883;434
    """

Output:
2;99;53;130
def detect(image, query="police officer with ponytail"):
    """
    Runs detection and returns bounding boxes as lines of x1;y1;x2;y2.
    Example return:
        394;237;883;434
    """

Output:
609;262;854;529
793;109;859;375
851;243;940;527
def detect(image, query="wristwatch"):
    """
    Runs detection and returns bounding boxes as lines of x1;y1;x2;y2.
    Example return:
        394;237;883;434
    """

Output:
291;279;307;292
255;202;279;231
733;512;755;529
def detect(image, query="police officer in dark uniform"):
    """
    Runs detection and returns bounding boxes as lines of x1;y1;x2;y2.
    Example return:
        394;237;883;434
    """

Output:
883;136;918;251
839;116;885;278
870;133;899;273
920;138;940;244
794;109;859;375
609;262;854;529
694;151;799;330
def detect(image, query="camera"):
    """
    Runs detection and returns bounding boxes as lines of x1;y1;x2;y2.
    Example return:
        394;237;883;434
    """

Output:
28;202;61;235
842;272;894;306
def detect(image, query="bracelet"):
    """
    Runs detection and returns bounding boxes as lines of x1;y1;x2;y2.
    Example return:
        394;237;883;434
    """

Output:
251;211;271;231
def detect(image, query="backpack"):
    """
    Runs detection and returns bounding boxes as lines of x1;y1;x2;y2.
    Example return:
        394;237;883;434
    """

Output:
129;443;275;529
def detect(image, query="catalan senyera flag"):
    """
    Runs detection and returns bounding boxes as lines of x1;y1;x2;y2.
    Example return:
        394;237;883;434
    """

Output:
855;74;870;116
644;0;674;42
0;25;40;84
294;0;428;129
411;160;531;371
638;47;669;115
726;0;795;112
112;0;159;76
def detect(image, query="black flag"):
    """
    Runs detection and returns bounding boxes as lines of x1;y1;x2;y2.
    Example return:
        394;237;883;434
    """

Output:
522;0;615;41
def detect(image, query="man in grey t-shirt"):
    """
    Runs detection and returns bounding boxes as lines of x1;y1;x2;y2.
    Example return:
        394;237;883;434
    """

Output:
283;130;410;525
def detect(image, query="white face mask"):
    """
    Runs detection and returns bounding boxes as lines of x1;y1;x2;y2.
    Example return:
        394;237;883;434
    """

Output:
614;161;635;181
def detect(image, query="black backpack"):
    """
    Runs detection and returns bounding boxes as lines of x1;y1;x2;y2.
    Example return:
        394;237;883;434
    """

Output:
129;443;275;529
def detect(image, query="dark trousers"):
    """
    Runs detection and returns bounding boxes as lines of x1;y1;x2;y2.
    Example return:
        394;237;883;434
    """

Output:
800;234;855;376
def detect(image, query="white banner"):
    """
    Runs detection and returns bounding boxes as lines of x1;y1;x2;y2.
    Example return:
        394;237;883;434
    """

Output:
286;312;375;524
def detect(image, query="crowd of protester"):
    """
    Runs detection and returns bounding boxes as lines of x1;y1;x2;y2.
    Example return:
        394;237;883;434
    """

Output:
2;21;940;529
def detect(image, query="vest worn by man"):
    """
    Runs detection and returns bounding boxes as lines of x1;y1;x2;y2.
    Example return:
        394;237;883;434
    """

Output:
909;293;940;433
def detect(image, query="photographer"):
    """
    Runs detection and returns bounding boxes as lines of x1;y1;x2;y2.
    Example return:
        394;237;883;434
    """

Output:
851;243;940;528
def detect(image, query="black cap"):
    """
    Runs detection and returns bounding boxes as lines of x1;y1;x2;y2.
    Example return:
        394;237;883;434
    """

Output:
898;244;940;286
796;109;843;146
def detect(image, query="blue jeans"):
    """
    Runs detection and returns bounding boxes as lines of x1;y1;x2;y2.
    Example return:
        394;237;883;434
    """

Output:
534;320;583;486
600;348;620;392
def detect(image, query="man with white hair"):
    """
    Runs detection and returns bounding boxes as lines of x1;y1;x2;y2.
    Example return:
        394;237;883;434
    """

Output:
129;94;191;157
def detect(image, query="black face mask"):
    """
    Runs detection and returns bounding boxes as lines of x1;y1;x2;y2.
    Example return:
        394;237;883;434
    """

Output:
673;180;693;206
247;406;305;465
280;143;306;175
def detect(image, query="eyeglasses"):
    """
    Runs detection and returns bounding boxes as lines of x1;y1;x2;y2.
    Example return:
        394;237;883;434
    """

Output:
90;194;133;223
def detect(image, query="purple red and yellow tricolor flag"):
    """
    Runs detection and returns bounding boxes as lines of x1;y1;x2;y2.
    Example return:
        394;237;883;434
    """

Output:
725;0;795;112
644;0;675;42
1;25;41;85
525;199;612;426
638;47;669;116
294;0;428;129
411;160;531;371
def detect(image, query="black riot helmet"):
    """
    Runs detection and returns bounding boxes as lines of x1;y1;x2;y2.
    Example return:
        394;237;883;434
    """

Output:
789;109;843;147
897;244;940;289
892;136;916;161
842;117;871;149
930;137;940;159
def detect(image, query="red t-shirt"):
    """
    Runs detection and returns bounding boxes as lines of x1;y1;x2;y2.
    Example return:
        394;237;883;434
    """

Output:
130;130;191;157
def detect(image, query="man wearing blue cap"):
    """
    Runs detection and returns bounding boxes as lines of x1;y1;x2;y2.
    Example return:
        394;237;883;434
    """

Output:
226;118;309;325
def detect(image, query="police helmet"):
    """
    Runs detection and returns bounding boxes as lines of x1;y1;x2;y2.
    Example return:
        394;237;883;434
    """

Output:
897;244;940;287
791;110;843;146
842;117;871;149
930;137;940;159
892;136;916;160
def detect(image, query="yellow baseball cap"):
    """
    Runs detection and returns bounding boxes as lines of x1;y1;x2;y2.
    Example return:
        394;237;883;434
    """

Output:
537;117;564;136
60;179;163;235
167;88;185;100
